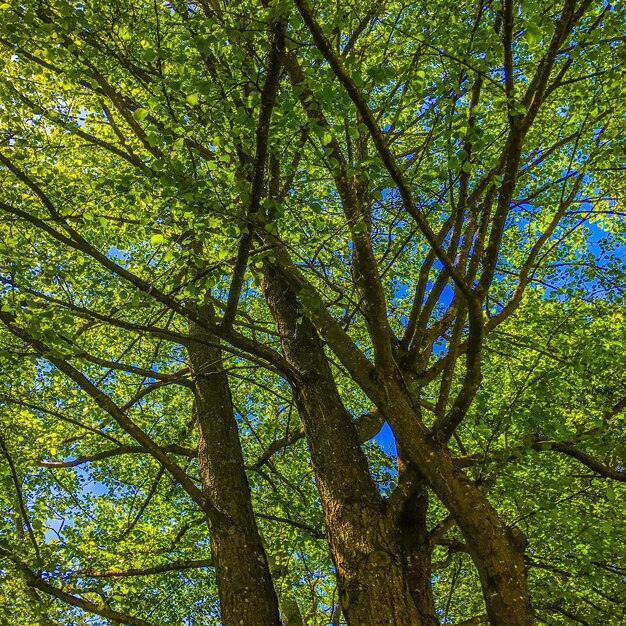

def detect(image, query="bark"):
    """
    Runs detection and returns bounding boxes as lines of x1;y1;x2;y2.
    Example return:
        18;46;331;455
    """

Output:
378;377;535;626
397;457;439;626
187;317;280;626
260;251;533;623
262;264;429;625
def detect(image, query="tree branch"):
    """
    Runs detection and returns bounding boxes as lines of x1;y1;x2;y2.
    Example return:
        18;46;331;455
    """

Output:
293;0;472;300
222;21;285;329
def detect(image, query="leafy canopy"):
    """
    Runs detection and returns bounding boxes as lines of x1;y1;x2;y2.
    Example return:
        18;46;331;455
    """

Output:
0;0;625;624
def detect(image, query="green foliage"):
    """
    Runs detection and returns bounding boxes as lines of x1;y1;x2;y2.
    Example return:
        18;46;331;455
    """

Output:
0;0;625;624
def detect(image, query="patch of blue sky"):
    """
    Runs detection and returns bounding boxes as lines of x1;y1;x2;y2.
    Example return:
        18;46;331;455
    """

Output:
373;422;397;458
40;466;108;545
106;244;130;263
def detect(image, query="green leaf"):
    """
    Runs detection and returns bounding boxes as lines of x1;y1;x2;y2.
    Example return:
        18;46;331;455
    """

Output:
133;108;149;122
524;22;542;46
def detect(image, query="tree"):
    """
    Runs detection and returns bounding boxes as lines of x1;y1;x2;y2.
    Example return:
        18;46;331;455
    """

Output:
0;0;625;624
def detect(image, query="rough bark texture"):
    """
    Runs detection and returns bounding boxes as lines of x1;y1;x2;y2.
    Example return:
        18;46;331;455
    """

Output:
397;458;439;626
262;264;429;625
379;376;534;626
187;318;280;626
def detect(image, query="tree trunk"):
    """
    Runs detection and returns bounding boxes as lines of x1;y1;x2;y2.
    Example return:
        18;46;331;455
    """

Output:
397;457;439;626
188;317;280;626
379;377;535;626
262;266;430;625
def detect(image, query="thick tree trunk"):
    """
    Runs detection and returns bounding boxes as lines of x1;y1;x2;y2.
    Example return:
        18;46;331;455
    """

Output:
262;266;429;625
187;319;280;626
397;458;439;626
379;378;534;626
